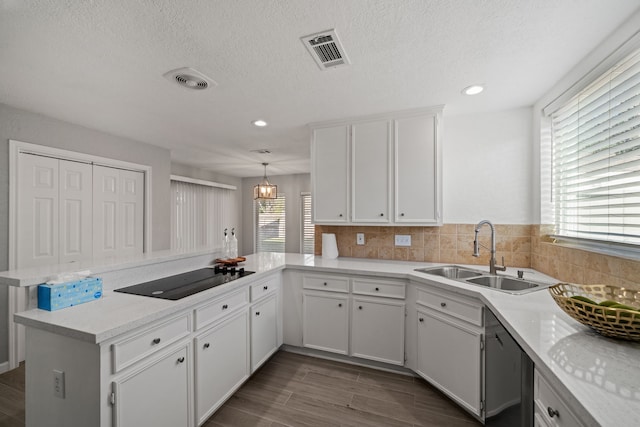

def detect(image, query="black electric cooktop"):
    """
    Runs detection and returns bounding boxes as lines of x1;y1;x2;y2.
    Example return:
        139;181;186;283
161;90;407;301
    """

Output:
114;267;255;300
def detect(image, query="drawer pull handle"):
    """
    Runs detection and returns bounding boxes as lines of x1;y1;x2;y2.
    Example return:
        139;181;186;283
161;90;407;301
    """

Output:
152;338;161;345
255;311;260;316
177;357;185;364
263;286;268;290
323;282;327;286
547;407;559;418
222;304;228;310
440;302;447;307
338;303;342;307
419;318;424;322
358;306;363;310
203;343;210;349
375;287;379;291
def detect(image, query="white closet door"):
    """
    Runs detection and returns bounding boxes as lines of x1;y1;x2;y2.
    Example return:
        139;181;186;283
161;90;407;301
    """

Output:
93;165;144;258
59;160;93;264
17;153;59;268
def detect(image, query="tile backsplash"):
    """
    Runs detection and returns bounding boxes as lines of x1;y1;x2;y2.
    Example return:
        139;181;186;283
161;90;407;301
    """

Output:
315;224;640;290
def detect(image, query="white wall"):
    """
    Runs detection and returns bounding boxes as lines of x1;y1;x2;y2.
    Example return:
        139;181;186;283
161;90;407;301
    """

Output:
170;162;244;254
240;174;311;255
443;107;533;224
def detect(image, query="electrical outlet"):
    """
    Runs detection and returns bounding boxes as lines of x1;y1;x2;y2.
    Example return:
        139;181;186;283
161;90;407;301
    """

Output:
395;234;411;247
356;233;365;245
53;369;65;398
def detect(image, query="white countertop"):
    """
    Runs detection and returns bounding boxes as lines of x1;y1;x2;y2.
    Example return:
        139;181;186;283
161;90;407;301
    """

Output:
10;252;640;426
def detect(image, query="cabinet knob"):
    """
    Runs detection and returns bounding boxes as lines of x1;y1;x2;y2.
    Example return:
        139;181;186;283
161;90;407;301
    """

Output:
380;213;384;217
323;282;327;286
375;287;379;291
547;407;559;418
419;318;424;322
400;213;405;217
440;302;447;307
177;357;185;364
255;311;261;316
203;343;210;349
339;214;343;217
358;306;363;310
263;285;268;290
338;303;342;307
152;338;161;345
222;304;228;310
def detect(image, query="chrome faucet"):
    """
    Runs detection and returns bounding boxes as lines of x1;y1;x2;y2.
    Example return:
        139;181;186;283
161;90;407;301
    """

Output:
473;220;507;275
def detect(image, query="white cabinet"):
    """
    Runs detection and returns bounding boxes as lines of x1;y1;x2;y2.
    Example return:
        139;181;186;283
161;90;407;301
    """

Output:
395;114;440;223
195;310;249;425
302;290;349;354
534;369;582;427
351;297;405;365
112;344;191;427
351;120;391;223
250;294;278;372
415;287;484;417
311;125;350;223
310;107;442;225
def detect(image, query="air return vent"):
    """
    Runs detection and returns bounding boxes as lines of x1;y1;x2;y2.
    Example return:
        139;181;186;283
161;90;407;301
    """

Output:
301;29;350;70
163;67;217;90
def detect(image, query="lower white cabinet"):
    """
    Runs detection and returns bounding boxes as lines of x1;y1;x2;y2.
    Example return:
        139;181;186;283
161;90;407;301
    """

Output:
351;297;405;365
302;290;349;354
112;344;191;427
534;369;582;427
251;294;278;372
194;310;249;425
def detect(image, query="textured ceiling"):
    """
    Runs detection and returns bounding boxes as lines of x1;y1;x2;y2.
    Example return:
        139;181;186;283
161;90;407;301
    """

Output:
1;0;639;177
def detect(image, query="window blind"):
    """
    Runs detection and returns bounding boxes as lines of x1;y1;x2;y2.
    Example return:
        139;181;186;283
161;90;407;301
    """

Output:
254;195;286;253
301;193;314;254
170;180;234;251
551;48;640;245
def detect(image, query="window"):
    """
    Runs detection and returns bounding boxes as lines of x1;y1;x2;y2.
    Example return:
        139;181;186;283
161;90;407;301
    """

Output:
170;179;235;251
551;48;640;246
301;193;315;254
255;195;286;252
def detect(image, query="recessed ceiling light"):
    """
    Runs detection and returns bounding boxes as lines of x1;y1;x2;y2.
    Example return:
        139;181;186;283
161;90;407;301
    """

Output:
252;119;268;127
462;85;484;95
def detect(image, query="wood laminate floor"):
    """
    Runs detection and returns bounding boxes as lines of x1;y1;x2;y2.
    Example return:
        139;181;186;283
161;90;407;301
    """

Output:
0;351;481;427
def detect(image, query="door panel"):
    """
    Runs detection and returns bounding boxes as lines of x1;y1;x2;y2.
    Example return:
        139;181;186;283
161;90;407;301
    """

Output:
59;160;92;263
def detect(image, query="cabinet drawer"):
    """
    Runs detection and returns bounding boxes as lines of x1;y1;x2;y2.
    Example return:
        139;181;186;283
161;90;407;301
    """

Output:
195;288;248;330
250;276;279;302
303;275;349;293
416;287;483;326
352;278;405;299
534;370;581;427
112;314;191;373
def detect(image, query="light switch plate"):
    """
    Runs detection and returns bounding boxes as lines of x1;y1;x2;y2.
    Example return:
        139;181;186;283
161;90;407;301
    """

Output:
356;233;365;245
395;234;411;247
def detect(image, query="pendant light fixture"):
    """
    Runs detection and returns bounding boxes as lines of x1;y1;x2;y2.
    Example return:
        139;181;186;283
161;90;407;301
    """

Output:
253;162;277;200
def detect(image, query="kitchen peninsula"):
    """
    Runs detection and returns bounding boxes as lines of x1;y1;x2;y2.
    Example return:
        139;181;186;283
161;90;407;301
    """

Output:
2;251;639;426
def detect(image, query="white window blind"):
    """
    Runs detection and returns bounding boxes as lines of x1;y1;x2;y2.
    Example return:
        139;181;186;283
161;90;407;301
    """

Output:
254;195;286;253
301;193;314;254
551;48;640;246
170;180;235;251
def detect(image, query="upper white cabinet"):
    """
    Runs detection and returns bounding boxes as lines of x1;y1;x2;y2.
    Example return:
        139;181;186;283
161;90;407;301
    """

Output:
310;107;442;225
311;125;350;223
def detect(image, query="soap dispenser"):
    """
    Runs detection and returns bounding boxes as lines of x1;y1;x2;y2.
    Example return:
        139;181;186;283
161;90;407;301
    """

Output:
230;228;238;259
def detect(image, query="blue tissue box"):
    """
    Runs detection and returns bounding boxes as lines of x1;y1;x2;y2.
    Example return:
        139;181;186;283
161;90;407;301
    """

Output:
38;277;103;311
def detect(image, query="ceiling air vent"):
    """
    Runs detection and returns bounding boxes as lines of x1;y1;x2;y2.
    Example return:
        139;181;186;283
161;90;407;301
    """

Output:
163;67;217;91
301;29;350;70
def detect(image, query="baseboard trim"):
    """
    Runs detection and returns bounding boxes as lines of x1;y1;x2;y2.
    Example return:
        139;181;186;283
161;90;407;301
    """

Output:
0;361;9;374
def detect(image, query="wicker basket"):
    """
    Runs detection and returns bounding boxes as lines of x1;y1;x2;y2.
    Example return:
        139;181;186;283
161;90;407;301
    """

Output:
548;283;640;341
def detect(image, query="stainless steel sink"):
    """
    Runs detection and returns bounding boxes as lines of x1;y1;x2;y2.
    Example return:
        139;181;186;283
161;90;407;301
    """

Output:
414;265;484;279
415;265;550;294
465;275;550;294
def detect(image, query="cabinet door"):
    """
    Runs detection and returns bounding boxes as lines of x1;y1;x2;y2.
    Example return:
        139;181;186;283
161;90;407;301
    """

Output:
251;295;278;372
352;120;391;222
113;345;191;427
351;297;405;365
312;125;349;223
195;310;249;424
395;114;440;223
417;309;482;416
303;291;349;354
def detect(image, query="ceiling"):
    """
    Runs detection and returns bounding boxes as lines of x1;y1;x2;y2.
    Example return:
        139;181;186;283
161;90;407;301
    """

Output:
1;1;639;178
